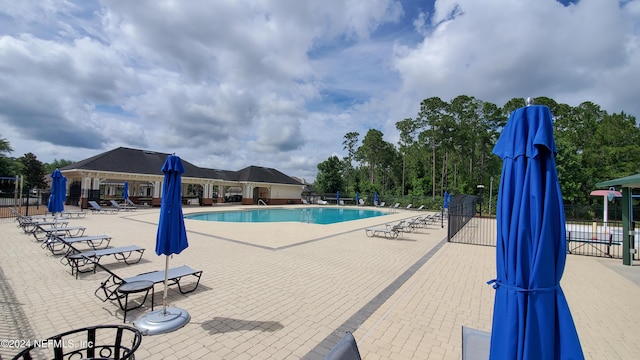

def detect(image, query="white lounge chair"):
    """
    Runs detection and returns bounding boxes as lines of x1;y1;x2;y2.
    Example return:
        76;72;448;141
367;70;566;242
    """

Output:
364;222;408;239
387;220;414;233
364;226;399;239
404;217;428;230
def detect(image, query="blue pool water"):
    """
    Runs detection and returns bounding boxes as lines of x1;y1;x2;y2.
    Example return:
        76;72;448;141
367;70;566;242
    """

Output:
184;207;387;224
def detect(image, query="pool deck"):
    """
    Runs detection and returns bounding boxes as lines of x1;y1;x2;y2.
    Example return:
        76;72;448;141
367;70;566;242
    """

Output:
1;205;639;359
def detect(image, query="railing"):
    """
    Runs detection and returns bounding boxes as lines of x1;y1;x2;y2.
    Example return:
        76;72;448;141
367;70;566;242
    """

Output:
565;220;639;259
0;206;49;221
258;199;267;206
448;214;639;260
447;194;479;241
449;215;497;247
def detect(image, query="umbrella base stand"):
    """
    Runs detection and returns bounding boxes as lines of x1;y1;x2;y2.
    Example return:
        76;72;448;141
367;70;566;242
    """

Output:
134;307;190;335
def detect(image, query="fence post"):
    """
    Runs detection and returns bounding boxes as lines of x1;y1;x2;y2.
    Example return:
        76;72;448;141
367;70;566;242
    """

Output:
25;187;30;216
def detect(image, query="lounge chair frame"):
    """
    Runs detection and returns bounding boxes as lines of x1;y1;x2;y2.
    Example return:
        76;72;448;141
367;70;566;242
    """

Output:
20;219;70;234
94;263;203;303
32;225;86;241
365;221;411;239
126;198;150;208
364;227;399;239
109;200;137;211
45;233;112;255
63;210;87;218
88;200;119;214
64;245;145;278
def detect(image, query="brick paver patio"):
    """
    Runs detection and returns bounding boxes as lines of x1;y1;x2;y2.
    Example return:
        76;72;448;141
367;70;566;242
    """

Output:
1;205;639;359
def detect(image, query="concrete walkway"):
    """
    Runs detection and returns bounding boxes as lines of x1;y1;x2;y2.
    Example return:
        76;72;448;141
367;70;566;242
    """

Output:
1;206;639;359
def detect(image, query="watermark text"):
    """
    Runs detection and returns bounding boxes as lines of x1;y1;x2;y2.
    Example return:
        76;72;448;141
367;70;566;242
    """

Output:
1;338;94;349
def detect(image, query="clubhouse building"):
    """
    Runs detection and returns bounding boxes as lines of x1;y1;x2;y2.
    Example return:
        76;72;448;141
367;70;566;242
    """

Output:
60;147;304;208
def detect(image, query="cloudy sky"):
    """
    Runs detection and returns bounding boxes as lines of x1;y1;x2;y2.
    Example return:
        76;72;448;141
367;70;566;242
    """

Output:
0;0;638;181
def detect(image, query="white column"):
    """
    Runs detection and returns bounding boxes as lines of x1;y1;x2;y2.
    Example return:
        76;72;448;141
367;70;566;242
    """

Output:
243;184;252;198
154;181;161;198
82;177;91;191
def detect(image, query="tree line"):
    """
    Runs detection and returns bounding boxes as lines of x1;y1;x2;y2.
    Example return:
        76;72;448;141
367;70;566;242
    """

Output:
0;136;73;193
314;95;640;208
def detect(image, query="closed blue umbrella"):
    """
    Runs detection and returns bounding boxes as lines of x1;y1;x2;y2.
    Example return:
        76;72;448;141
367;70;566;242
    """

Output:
156;155;189;256
135;154;190;335
47;169;66;215
443;191;450;209
123;181;129;203
355;192;359;205
373;192;378;206
336;191;340;205
490;105;583;359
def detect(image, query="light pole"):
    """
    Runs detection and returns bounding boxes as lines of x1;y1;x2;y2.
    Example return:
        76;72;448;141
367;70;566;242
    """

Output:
477;184;485;216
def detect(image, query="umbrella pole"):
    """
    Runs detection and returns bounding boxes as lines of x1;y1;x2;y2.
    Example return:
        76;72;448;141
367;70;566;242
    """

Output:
162;255;169;315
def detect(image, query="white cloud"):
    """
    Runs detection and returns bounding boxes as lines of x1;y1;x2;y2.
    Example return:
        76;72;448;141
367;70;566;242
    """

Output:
0;0;638;183
392;0;640;114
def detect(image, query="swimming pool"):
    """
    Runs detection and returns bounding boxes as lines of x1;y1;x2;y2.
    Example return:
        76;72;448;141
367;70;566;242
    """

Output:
184;207;387;224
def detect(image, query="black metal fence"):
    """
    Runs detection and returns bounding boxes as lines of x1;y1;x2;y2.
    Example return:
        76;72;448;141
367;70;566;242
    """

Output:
447;194;639;259
447;195;481;241
565;220;638;259
0;190;49;220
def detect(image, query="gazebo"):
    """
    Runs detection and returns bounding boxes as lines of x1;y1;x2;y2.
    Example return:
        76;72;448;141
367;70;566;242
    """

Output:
596;173;640;266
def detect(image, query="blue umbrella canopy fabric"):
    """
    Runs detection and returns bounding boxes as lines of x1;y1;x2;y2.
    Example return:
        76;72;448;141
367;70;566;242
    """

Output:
47;169;66;214
156;155;189;256
443;191;450;209
490;105;583;359
123;181;129;201
355;192;359;204
373;191;379;205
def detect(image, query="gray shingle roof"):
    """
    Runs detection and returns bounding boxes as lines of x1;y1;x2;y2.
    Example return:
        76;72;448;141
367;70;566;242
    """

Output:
235;166;304;185
61;147;302;185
